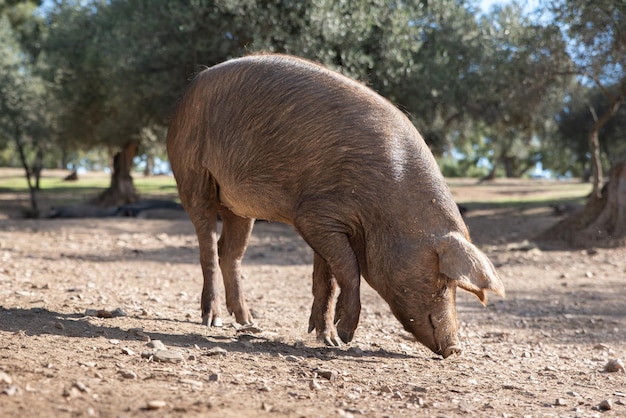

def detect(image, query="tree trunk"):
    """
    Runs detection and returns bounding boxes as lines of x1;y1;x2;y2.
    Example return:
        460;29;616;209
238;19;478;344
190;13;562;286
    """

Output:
92;141;139;206
539;157;626;247
13;127;39;218
33;147;43;190
588;111;604;198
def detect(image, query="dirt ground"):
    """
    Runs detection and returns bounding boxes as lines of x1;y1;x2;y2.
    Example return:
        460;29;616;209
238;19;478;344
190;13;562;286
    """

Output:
1;178;625;417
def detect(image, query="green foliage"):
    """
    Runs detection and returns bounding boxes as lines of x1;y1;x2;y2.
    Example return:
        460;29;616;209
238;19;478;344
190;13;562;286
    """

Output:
2;0;624;181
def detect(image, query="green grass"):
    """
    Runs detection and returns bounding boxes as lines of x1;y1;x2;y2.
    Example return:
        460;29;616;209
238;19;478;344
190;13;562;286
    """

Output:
0;170;179;218
0;172;177;195
1;168;593;218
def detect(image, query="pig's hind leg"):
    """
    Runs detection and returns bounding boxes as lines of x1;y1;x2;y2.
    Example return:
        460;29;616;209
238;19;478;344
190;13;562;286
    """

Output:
296;212;361;344
178;173;223;327
217;207;254;325
308;252;342;346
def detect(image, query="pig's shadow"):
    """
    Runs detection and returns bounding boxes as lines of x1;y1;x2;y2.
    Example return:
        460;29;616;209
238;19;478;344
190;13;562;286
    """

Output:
0;306;417;362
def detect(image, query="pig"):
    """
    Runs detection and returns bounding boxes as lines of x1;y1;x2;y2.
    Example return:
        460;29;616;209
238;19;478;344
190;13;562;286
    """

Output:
166;54;504;358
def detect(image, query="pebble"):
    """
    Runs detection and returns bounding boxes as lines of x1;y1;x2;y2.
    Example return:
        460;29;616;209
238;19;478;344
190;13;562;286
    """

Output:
128;328;149;341
554;398;567;406
72;381;90;393
598;399;612;411
2;385;20;396
310;380;321;390
205;347;227;357
118;370;137;379
179;379;203;389
146;400;167;410
284;355;301;362
121;347;135;356
604;358;625;373
153;350;184;363
347;346;363;356
84;308;127;318
208;373;220;382
54;321;65;330
147;340;167;351
0;371;12;384
315;369;338;381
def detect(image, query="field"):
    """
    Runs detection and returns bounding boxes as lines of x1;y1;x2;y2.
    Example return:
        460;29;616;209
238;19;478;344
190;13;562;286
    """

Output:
1;169;625;417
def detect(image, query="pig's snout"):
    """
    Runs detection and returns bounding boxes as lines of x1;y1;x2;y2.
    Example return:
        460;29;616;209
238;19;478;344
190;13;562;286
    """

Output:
428;311;461;359
441;344;462;358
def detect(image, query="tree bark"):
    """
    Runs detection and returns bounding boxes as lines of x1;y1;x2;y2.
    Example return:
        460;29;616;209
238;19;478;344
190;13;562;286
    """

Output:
539;157;626;247
92;141;139;206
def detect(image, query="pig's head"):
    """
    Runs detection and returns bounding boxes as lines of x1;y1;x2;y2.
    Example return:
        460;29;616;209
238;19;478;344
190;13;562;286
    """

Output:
383;231;504;358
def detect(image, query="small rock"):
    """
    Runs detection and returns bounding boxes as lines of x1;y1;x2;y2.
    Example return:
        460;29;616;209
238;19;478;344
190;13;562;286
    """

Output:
179;379;203;389
147;340;167;350
128;328;146;338
141;351;154;359
121;347;135;356
347;346;363;356
146;400;167;410
261;402;273;412
78;361;97;368
109;339;120;345
111;307;127;317
2;385;21;396
314;368;337;381
128;326;143;334
84;309;98;317
0;371;12;385
310;380;321;390
555;398;567;406
598;399;612;411
594;343;611;351
236;324;263;334
208;373;220;382
118;370;137;379
72;381;90;393
284;355;300;362
294;341;306;349
153;349;184;363
188;354;197;361
392;391;403;399
54;321;65;330
604;358;625;373
205;347;227;357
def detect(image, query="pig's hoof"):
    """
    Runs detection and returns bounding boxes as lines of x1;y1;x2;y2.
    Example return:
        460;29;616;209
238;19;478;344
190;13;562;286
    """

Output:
323;335;342;347
202;316;223;327
442;345;462;359
338;329;354;344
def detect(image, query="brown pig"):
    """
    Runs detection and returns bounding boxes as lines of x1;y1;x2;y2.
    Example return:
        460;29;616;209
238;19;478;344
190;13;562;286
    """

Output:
166;54;504;358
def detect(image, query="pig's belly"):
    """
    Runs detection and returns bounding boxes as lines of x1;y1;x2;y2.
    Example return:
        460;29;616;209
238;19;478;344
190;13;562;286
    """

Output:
218;185;295;225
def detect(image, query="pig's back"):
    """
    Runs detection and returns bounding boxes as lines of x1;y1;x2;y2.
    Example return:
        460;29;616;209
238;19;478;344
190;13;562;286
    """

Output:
169;54;437;223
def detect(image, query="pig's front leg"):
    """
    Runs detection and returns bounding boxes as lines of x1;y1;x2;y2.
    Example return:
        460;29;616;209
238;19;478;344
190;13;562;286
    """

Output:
217;207;254;325
308;252;341;346
296;210;361;344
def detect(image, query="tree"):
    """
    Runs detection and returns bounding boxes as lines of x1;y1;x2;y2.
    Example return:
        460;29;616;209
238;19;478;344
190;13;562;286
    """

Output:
0;14;48;216
467;3;572;179
40;0;244;206
541;0;626;246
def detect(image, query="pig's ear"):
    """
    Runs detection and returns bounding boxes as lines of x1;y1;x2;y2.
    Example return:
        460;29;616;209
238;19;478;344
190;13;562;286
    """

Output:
435;232;504;305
